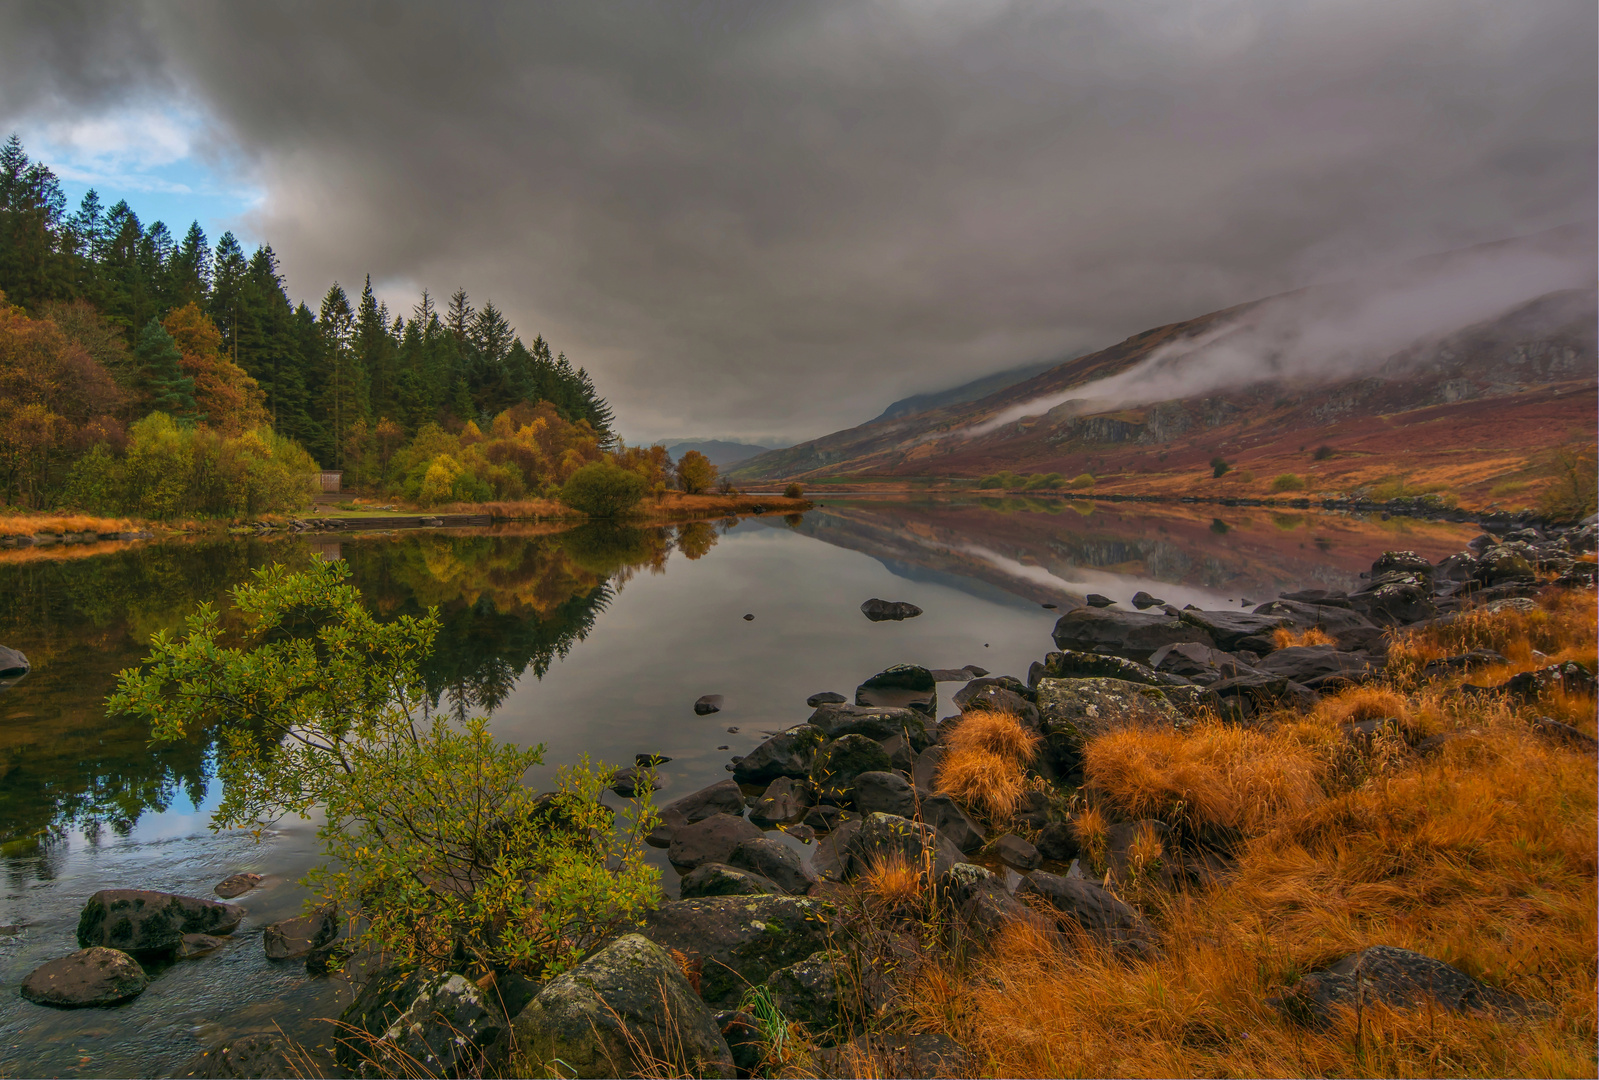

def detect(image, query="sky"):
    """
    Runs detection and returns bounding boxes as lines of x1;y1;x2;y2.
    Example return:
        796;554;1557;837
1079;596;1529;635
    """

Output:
0;1;1593;445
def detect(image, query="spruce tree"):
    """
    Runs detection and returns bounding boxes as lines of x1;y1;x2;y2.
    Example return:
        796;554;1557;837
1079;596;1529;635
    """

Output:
168;222;212;309
134;318;199;419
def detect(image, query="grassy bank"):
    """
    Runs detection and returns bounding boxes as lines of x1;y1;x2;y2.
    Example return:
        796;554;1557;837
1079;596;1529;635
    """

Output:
839;587;1597;1078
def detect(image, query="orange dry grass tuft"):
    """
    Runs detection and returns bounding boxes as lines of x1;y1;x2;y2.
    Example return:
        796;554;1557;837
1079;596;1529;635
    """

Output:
936;710;1039;821
1083;719;1329;834
1388;588;1598;681
1272;625;1336;648
859;852;925;911
1071;805;1110;865
908;706;1598;1078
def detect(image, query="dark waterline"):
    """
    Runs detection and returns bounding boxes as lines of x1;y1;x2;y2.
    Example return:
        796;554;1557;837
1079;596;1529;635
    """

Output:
0;499;1480;1078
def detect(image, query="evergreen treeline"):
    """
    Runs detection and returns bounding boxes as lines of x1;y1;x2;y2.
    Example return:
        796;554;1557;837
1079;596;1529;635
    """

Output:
0;134;614;473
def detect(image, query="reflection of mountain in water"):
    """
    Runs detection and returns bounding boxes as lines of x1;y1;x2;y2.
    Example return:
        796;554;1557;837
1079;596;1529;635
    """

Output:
0;526;671;843
791;499;1479;609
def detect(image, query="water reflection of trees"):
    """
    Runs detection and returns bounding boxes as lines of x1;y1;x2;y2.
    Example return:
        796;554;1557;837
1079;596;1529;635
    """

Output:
0;524;674;843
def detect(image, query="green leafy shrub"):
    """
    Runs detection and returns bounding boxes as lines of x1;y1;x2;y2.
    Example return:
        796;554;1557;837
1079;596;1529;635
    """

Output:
108;560;659;978
1210;456;1231;478
1312;445;1334;461
783;482;804;499
1271;473;1306;492
560;459;647;517
1069;473;1094;490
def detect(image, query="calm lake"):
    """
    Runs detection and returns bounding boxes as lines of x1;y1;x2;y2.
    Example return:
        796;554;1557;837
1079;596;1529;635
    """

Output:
0;497;1479;1078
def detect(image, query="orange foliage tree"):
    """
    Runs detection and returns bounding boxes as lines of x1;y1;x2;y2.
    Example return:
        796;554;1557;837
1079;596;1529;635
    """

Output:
162;303;267;435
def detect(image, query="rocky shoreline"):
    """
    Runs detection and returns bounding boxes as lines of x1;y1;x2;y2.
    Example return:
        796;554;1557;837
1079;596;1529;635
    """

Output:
11;512;1595;1078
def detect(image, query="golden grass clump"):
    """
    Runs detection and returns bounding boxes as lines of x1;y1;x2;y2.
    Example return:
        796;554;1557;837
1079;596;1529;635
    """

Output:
1387;588;1598;693
1272;625;1336;648
935;710;1039;821
0;512;133;537
1082;719;1329;835
859;852;925;912
1071;805;1109;864
907;696;1598;1078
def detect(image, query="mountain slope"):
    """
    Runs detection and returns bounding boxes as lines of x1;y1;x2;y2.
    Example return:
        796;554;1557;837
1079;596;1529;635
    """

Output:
662;440;778;468
871;358;1065;423
733;231;1596;506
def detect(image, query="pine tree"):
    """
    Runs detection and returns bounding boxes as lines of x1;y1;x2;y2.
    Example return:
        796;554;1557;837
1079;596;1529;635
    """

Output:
97;201;147;337
209;231;249;360
320;283;367;467
356;275;397;422
0;134;71;308
446;288;473;341
167;222;211;309
134;318;199;419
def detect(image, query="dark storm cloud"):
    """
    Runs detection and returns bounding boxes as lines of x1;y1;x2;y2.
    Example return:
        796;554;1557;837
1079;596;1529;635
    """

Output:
1;1;1593;442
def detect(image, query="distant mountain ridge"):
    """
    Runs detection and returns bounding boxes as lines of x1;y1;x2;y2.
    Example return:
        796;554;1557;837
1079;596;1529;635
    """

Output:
729;228;1597;508
871;359;1066;423
662;439;780;468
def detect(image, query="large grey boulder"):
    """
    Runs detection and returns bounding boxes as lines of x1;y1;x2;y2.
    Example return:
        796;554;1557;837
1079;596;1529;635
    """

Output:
1348;570;1437;626
825;812;964;882
638;895;833;1009
1017;870;1148;940
1034;677;1183;776
851;771;918;818
748;776;813;826
1255;645;1375;689
1273;945;1540;1027
1030;649;1190;688
732;726;824;785
855;664;938;715
679;862;782;899
77;889;245;953
661;778;748;824
20;947;149;1007
763;950;848;1035
728;837;819;894
363;972;509;1078
916;794;986;854
806;704;931;749
1177;609;1293;652
1250;599;1384;652
810;733;893;803
667;813;764;873
513;934;734;1079
263;906;337;960
1051;608;1215;661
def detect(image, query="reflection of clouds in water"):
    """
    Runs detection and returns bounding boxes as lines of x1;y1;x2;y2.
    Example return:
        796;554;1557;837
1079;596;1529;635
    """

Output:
957;544;1239;611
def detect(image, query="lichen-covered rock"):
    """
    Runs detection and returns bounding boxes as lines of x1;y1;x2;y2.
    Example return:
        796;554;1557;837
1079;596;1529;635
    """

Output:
764;950;847;1034
680;862;783;898
1272;945;1540;1028
1348;571;1437;626
638;895;833;1009
362;972;509;1078
810;733;893;803
733;725;824;785
20;947;149;1007
1475;546;1537;586
1034;677;1182;776
1031;649;1191;688
336;966;429;1072
77;889;245;953
513;934;733;1079
1051;608;1215;661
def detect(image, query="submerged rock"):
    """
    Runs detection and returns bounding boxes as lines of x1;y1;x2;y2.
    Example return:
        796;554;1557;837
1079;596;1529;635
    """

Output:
77;889;245;954
263;907;338;960
861;598;923;621
213;872;262;900
179;1033;299;1079
695;694;725;715
0;644;28;693
514;934;733;1079
806;691;847;707
21;947;149;1007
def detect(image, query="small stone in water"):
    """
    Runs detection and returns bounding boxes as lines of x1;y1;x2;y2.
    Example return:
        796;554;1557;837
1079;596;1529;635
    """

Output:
214;872;263;899
717;745;730;750
743;613;754;620
1042;603;1058;609
727;727;739;733
635;753;672;766
694;694;724;715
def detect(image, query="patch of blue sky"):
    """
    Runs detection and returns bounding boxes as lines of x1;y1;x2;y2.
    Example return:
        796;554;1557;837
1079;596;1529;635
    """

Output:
13;105;266;250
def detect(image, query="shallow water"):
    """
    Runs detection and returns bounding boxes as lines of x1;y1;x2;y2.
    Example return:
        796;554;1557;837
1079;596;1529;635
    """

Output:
0;499;1478;1077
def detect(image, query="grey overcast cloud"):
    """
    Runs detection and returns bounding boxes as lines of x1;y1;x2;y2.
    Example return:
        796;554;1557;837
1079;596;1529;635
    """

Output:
2;1;1593;444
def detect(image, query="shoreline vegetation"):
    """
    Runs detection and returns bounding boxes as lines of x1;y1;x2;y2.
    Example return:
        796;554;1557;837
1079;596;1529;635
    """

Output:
16;512;1588;1077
